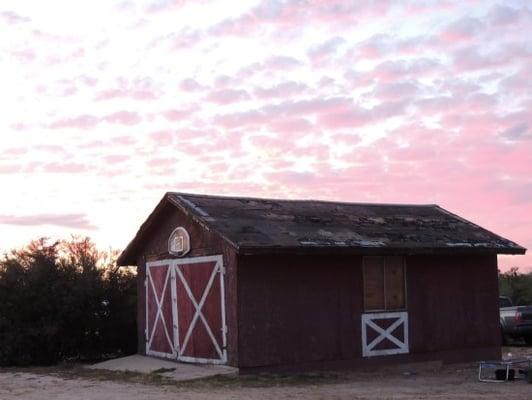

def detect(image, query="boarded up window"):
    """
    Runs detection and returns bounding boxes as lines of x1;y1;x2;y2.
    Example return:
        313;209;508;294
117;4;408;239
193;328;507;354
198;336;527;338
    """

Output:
363;256;406;311
363;257;385;310
385;256;405;309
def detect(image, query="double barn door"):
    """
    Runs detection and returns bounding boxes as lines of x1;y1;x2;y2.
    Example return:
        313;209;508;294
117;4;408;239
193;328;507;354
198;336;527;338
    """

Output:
145;255;227;364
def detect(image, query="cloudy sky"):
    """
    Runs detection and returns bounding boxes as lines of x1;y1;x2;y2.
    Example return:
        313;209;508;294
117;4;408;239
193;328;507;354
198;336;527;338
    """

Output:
0;0;530;270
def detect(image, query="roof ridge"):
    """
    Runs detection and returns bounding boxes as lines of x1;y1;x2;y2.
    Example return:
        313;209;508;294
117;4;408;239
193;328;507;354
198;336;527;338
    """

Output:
167;191;438;208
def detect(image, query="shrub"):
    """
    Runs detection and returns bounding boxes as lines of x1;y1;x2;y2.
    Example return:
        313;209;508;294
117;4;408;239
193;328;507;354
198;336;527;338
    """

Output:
499;267;532;306
0;237;136;366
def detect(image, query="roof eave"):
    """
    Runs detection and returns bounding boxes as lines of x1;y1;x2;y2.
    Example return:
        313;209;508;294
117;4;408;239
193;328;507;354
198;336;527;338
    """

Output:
236;245;526;256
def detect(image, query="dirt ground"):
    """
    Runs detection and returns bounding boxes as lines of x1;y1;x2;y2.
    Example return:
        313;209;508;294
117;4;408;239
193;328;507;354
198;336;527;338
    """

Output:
1;346;530;400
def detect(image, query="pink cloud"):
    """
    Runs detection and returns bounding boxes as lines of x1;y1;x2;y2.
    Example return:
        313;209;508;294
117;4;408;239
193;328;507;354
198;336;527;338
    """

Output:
102;154;130;164
35;144;66;154
370;58;442;82
149;130;175;146
371;81;420;101
145;0;187;13
110;136;137;146
103;111;142;125
354;34;393;60
238;56;303;78
263;55;302;70
253;81;308;99
162;105;198;121
205;89;250;105
210;0;392;37
453;43;532;72
78;75;98;87
439;17;484;43
95;77;158;101
269;118;314;134
319;101;406;129
307;36;345;66
401;1;455;16
42;162;87;174
499;66;532;95
95;88;156;101
267;97;352;115
212;74;241;89
488;4;522;27
179;78;203;92
0;213;96;229
170;27;204;49
50;115;99;130
214;96;353;130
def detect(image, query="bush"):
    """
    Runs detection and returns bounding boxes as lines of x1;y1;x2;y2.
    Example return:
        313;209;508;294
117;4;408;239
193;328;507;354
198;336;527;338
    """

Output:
0;237;136;366
499;267;532;306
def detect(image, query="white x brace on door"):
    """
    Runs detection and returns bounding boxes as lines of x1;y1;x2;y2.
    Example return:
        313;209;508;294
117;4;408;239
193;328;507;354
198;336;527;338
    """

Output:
361;311;409;357
145;255;227;364
145;262;177;359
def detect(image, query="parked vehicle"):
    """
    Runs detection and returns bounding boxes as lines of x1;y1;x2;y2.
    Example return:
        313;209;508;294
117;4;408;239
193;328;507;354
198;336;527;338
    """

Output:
500;296;532;345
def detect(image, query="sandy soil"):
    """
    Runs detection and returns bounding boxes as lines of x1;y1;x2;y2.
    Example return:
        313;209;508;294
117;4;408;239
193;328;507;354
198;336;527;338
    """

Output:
1;346;530;400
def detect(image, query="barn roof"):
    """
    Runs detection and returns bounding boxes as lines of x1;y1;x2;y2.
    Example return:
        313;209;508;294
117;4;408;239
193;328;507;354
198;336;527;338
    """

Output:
117;192;526;265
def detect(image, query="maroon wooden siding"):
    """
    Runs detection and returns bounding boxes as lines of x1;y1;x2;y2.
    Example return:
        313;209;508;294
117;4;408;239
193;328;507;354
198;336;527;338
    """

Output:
237;253;500;371
407;255;500;354
135;204;239;366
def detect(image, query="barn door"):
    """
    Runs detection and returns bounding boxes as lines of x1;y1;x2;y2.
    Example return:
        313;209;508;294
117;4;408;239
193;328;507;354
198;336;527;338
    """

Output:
174;255;227;364
145;262;177;359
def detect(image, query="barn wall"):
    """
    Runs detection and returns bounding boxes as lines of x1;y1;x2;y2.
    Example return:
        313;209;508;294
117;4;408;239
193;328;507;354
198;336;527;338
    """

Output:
237;254;363;368
407;254;500;355
237;253;500;371
135;204;239;366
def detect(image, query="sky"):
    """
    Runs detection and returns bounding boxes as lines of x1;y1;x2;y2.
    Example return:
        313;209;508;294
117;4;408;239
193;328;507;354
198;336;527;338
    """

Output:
0;0;530;271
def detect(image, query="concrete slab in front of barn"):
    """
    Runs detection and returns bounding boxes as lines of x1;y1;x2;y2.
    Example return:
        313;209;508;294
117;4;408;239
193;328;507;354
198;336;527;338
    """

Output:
87;355;237;381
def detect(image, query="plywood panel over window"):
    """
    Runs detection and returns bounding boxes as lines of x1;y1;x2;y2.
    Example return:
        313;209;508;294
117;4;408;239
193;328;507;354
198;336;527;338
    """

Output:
385;256;405;309
363;256;406;311
363;256;385;310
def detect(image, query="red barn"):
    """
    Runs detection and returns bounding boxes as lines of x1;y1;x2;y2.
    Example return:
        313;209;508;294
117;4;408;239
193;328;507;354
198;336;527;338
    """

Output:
117;192;526;372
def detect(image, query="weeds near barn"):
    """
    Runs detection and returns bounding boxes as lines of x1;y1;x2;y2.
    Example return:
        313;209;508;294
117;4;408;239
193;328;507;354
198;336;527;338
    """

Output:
182;372;341;389
0;363;341;388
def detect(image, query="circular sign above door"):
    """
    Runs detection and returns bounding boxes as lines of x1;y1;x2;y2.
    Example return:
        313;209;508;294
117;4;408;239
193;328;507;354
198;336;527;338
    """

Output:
168;227;190;257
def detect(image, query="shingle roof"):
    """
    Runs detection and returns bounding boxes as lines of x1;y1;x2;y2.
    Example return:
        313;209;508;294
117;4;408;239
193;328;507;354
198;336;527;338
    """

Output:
117;192;526;265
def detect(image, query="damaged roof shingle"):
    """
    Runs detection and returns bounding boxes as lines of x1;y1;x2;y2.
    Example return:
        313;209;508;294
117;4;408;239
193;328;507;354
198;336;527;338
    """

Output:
117;192;526;265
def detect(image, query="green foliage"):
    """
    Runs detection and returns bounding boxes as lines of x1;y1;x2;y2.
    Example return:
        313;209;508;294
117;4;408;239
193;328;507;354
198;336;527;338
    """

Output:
0;237;137;366
499;267;532;306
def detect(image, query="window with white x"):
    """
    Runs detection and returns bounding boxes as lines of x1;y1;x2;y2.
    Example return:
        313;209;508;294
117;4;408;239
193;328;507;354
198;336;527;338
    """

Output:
361;311;409;357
